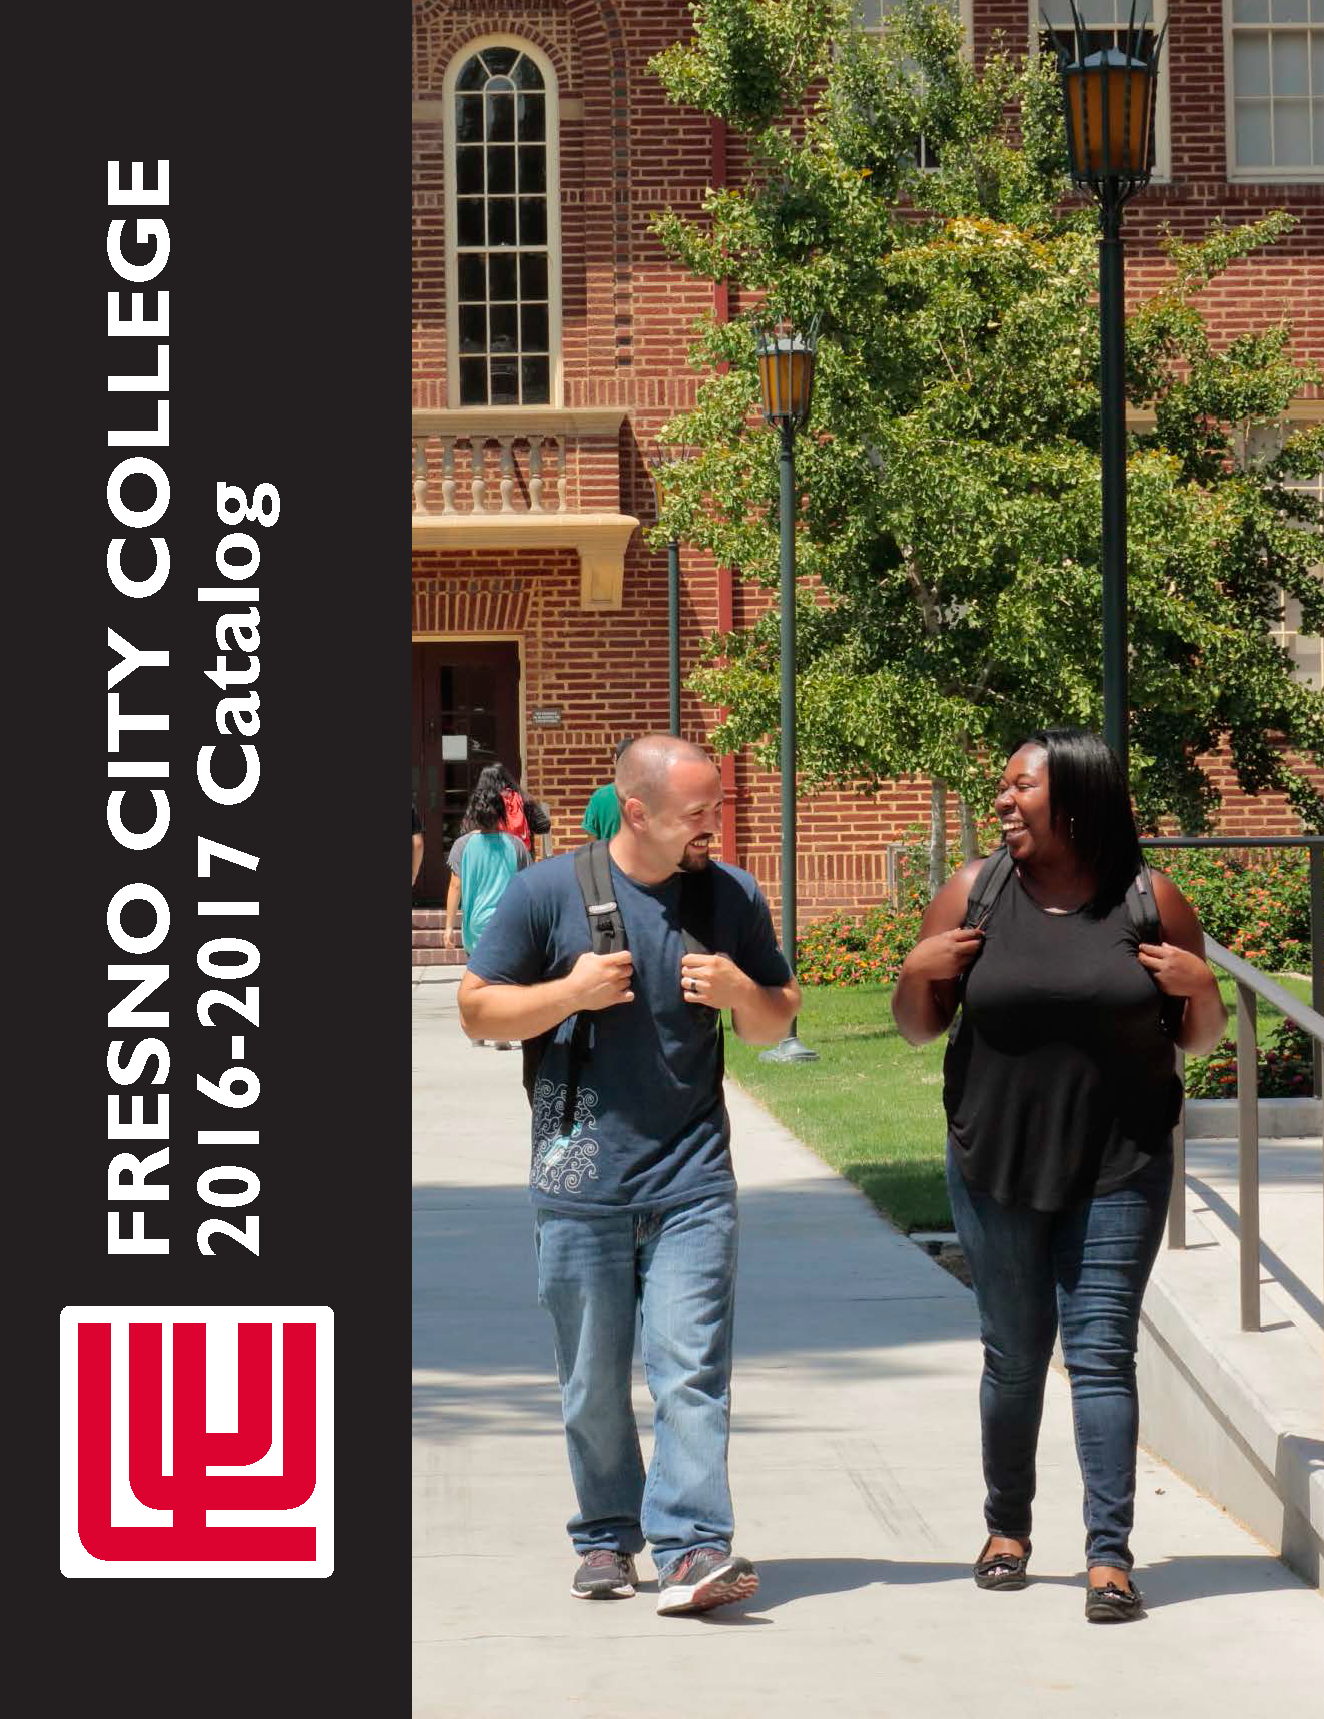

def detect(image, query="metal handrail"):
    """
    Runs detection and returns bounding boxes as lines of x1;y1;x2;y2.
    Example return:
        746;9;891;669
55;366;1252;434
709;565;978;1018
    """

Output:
1174;935;1324;1334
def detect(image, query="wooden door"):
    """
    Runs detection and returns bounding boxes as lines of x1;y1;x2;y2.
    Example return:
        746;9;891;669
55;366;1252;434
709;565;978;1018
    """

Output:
412;641;521;905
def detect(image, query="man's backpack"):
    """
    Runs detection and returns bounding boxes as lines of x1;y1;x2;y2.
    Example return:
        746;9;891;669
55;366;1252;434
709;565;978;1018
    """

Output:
955;846;1181;1033
521;842;723;1138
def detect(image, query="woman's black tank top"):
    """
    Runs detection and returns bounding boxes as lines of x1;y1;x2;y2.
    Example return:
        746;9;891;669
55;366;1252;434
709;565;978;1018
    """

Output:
943;874;1181;1211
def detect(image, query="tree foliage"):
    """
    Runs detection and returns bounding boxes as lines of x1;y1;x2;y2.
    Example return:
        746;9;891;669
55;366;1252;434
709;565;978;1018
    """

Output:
648;0;1324;829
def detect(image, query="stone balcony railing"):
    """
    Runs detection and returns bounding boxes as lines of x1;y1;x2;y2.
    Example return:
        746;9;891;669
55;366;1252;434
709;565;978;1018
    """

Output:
411;406;639;609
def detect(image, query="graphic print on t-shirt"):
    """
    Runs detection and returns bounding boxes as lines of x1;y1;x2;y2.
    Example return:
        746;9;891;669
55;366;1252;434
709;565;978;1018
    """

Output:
529;1078;602;1197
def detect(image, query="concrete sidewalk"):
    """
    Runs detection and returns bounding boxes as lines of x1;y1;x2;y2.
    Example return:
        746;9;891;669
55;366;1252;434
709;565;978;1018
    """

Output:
413;977;1322;1719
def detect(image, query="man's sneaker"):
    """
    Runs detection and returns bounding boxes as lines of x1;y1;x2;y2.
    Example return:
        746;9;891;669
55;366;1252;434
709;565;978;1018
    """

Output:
571;1548;638;1600
656;1549;759;1615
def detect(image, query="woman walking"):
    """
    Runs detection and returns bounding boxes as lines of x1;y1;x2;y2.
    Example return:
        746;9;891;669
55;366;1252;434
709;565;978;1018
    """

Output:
892;728;1226;1621
444;769;532;959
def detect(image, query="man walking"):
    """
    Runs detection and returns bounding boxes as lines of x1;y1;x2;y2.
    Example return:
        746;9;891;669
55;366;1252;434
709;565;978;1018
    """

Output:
580;736;634;841
458;735;798;1614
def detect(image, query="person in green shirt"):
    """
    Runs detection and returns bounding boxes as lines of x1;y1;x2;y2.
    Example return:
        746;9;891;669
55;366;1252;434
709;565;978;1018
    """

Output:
581;737;634;841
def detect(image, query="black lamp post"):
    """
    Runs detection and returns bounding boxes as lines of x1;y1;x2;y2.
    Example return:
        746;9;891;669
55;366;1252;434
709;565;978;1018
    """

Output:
648;453;683;737
756;320;819;1065
1048;3;1164;786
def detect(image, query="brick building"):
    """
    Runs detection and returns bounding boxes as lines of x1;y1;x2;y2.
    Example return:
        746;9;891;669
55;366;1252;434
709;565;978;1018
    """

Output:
411;0;1323;936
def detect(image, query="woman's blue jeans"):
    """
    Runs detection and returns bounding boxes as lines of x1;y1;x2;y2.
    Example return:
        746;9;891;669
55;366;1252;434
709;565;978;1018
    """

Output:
945;1143;1172;1571
534;1190;738;1573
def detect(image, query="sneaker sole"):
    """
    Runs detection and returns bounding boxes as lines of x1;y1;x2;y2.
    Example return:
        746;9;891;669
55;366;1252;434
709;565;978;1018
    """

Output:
656;1567;759;1616
571;1582;636;1600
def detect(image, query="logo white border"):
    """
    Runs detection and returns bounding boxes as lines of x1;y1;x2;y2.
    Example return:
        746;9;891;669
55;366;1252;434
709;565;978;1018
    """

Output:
60;1305;334;1579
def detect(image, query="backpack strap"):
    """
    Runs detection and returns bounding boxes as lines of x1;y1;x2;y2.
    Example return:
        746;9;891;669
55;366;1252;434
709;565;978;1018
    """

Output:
1126;863;1186;1038
556;843;627;1135
962;845;1015;931
948;847;1014;1034
521;842;627;1121
1124;862;1163;946
575;840;626;954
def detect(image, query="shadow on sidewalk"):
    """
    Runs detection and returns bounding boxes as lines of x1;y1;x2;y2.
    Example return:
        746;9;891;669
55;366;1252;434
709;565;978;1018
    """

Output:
413;1179;978;1445
1135;1551;1311;1605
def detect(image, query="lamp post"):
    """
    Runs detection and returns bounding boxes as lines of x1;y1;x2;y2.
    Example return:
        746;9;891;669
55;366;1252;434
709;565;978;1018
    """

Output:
1047;3;1164;787
756;321;820;1065
648;454;683;737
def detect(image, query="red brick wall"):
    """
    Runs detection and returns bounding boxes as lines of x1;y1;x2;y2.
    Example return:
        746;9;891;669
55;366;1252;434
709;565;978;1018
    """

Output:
413;1;1323;937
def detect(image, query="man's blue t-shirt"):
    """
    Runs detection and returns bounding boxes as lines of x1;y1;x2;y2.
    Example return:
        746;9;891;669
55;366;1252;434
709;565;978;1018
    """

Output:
467;853;792;1214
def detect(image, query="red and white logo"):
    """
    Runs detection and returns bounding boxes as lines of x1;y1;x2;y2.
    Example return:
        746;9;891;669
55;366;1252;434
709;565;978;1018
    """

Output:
60;1306;333;1578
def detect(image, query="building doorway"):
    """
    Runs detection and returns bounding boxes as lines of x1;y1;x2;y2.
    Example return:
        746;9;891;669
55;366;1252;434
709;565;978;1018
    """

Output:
412;640;521;905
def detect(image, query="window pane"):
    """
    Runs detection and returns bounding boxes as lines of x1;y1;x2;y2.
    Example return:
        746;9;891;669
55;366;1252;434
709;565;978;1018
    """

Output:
1312;33;1324;89
486;94;514;142
1273;97;1312;162
458;305;486;353
1315;101;1323;161
483;46;519;76
490;359;519;405
520;253;548;300
487;199;517;246
518;146;547;194
456;199;485;246
459;358;487;405
1234;33;1271;97
456;55;486;93
455;95;483;143
521;304;549;351
457;254;486;302
517;94;545;141
521;357;551;404
455;146;484;196
1311;0;1323;22
487;145;516;195
1271;0;1309;20
519;197;548;246
489;305;518;353
488;253;518;300
1272;31;1311;95
512;54;544;90
1236;99;1273;162
487;76;515;94
1233;0;1271;18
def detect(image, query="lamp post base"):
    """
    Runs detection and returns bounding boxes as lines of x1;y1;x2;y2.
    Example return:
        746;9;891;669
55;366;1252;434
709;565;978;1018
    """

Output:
758;1034;819;1064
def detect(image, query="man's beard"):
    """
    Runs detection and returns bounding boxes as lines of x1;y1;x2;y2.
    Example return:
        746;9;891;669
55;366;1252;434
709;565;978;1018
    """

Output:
677;838;713;873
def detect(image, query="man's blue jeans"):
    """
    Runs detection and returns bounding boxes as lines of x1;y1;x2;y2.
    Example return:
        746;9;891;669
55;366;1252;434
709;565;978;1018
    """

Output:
534;1190;738;1572
946;1143;1172;1571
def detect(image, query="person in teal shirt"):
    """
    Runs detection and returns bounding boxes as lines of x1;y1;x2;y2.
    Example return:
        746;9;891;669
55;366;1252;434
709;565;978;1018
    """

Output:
581;737;634;841
445;773;531;953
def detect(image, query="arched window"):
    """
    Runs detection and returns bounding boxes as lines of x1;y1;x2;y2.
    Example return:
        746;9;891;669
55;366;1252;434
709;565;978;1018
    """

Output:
444;40;561;408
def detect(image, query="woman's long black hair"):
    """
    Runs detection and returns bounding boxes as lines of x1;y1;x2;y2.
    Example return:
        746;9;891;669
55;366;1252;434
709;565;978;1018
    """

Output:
460;763;552;837
460;766;509;833
1012;728;1141;914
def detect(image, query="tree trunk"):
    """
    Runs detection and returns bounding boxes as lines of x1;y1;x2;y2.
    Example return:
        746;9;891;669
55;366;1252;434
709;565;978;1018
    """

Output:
958;796;980;864
928;778;947;898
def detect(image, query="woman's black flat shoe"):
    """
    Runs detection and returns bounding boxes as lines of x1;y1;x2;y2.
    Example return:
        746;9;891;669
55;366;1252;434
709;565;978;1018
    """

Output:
973;1536;1031;1590
1085;1581;1144;1623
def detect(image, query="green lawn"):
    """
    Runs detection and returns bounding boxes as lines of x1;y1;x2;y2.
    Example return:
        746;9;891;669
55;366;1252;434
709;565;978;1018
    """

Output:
724;973;1314;1237
1214;972;1311;1043
724;986;950;1233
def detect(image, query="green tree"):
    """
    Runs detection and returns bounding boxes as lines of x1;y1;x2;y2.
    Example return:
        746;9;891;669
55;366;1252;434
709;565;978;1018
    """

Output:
648;0;1324;841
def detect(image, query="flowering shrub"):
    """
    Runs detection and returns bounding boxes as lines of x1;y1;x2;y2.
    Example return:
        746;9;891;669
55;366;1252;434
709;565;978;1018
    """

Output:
1157;847;1309;973
1184;1016;1316;1099
796;899;925;986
